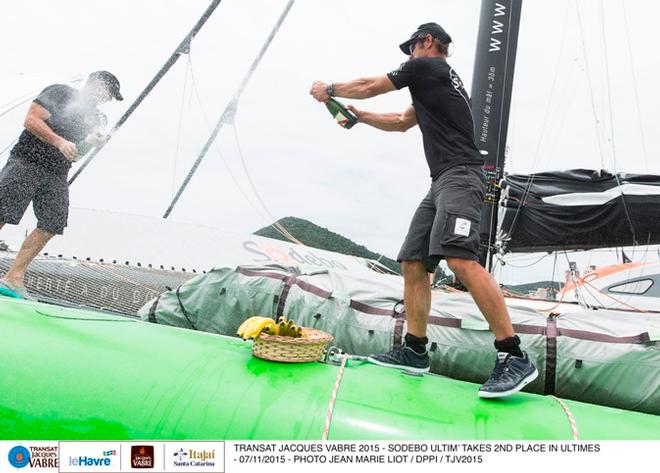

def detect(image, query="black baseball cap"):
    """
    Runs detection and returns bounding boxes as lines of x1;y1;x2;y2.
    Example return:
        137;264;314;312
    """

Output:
399;22;452;55
88;70;123;101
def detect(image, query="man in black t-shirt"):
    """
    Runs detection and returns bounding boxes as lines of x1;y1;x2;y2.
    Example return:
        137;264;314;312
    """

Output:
310;23;537;398
0;71;123;299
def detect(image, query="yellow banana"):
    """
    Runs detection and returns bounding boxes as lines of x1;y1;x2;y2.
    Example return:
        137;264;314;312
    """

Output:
276;320;287;337
237;318;254;337
283;320;294;336
248;318;277;339
262;322;278;336
237;316;271;339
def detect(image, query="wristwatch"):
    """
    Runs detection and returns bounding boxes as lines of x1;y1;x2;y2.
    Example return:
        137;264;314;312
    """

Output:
326;83;335;97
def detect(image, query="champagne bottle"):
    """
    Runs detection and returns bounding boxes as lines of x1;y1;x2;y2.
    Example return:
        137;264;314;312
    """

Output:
76;140;92;157
325;98;357;129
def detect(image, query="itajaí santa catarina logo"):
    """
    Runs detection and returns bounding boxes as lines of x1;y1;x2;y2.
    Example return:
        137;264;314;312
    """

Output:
8;446;30;468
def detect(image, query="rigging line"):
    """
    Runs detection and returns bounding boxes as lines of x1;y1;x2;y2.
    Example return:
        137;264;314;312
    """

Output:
575;0;606;169
581;278;648;313
621;1;649;172
498;252;550;268
0;95;36;119
599;1;638;245
562;252;590;309
231;123;304;245
0;74;83;118
171;57;192;200
0;137;19;157
231;121;391;276
599;0;617;169
187;58;297;245
163;0;296;217
0;89;40;111
501;2;571;243
69;0;224;186
186;56;280;231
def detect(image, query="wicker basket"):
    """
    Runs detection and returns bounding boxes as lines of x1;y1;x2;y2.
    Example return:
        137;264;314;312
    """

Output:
252;327;334;363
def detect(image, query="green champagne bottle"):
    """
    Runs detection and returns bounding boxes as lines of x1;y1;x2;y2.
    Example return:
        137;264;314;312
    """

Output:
76;140;93;157
325;98;357;129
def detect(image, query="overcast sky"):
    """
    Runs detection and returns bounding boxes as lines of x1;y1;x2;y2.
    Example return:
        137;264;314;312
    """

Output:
1;0;658;284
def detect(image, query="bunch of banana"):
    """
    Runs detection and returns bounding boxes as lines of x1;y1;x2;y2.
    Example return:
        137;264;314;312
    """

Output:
274;316;303;338
236;316;277;340
236;315;304;340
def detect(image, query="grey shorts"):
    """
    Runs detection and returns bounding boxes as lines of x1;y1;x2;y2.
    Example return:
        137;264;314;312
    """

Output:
0;156;69;235
397;164;486;272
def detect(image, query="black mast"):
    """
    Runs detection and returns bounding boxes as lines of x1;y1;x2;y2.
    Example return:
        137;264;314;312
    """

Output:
68;0;223;185
470;0;522;271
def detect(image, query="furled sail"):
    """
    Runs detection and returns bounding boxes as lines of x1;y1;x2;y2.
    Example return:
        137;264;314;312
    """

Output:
497;169;660;253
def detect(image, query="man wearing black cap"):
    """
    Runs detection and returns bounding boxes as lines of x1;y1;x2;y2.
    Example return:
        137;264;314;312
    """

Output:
310;23;537;398
0;71;123;299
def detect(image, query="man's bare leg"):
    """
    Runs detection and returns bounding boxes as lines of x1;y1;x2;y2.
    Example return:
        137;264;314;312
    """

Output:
446;257;515;340
401;260;431;337
2;228;53;288
367;259;431;373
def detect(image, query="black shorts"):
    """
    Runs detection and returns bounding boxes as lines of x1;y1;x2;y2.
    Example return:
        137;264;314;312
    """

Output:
397;164;486;272
0;155;69;235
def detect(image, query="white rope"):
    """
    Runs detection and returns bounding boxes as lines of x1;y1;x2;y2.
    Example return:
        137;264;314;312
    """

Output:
548;395;579;440
322;355;348;440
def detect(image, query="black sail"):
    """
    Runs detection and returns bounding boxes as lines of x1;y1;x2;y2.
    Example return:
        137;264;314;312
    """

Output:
498;170;660;253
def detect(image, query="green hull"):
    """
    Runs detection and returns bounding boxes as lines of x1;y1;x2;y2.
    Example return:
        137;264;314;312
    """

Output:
1;298;658;440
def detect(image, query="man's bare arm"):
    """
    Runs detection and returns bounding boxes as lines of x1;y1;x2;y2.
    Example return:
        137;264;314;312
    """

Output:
23;103;77;161
348;104;417;132
310;76;396;101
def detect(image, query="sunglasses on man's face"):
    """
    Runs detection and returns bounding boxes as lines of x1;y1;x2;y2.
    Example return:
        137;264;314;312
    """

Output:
409;35;429;55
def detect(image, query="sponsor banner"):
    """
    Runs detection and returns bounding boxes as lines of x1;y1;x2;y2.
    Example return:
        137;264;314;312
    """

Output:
59;442;120;472
2;440;657;472
0;441;59;472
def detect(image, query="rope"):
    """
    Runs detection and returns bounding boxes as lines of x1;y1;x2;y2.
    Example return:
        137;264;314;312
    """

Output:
171;57;192;199
581;279;649;313
231;124;393;275
501;2;570;243
562;252;591;309
575;0;606;169
186;56;278;228
547;395;579;440
621;1;649;171
0;137;19;157
498;253;549;269
232;124;304;246
0;74;83;119
322;355;348;440
599;2;638;245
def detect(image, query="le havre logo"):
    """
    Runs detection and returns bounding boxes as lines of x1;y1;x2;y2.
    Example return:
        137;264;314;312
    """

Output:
68;449;116;467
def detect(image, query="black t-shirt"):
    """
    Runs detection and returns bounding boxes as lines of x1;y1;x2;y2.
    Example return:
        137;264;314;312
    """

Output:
387;57;483;179
11;84;102;174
